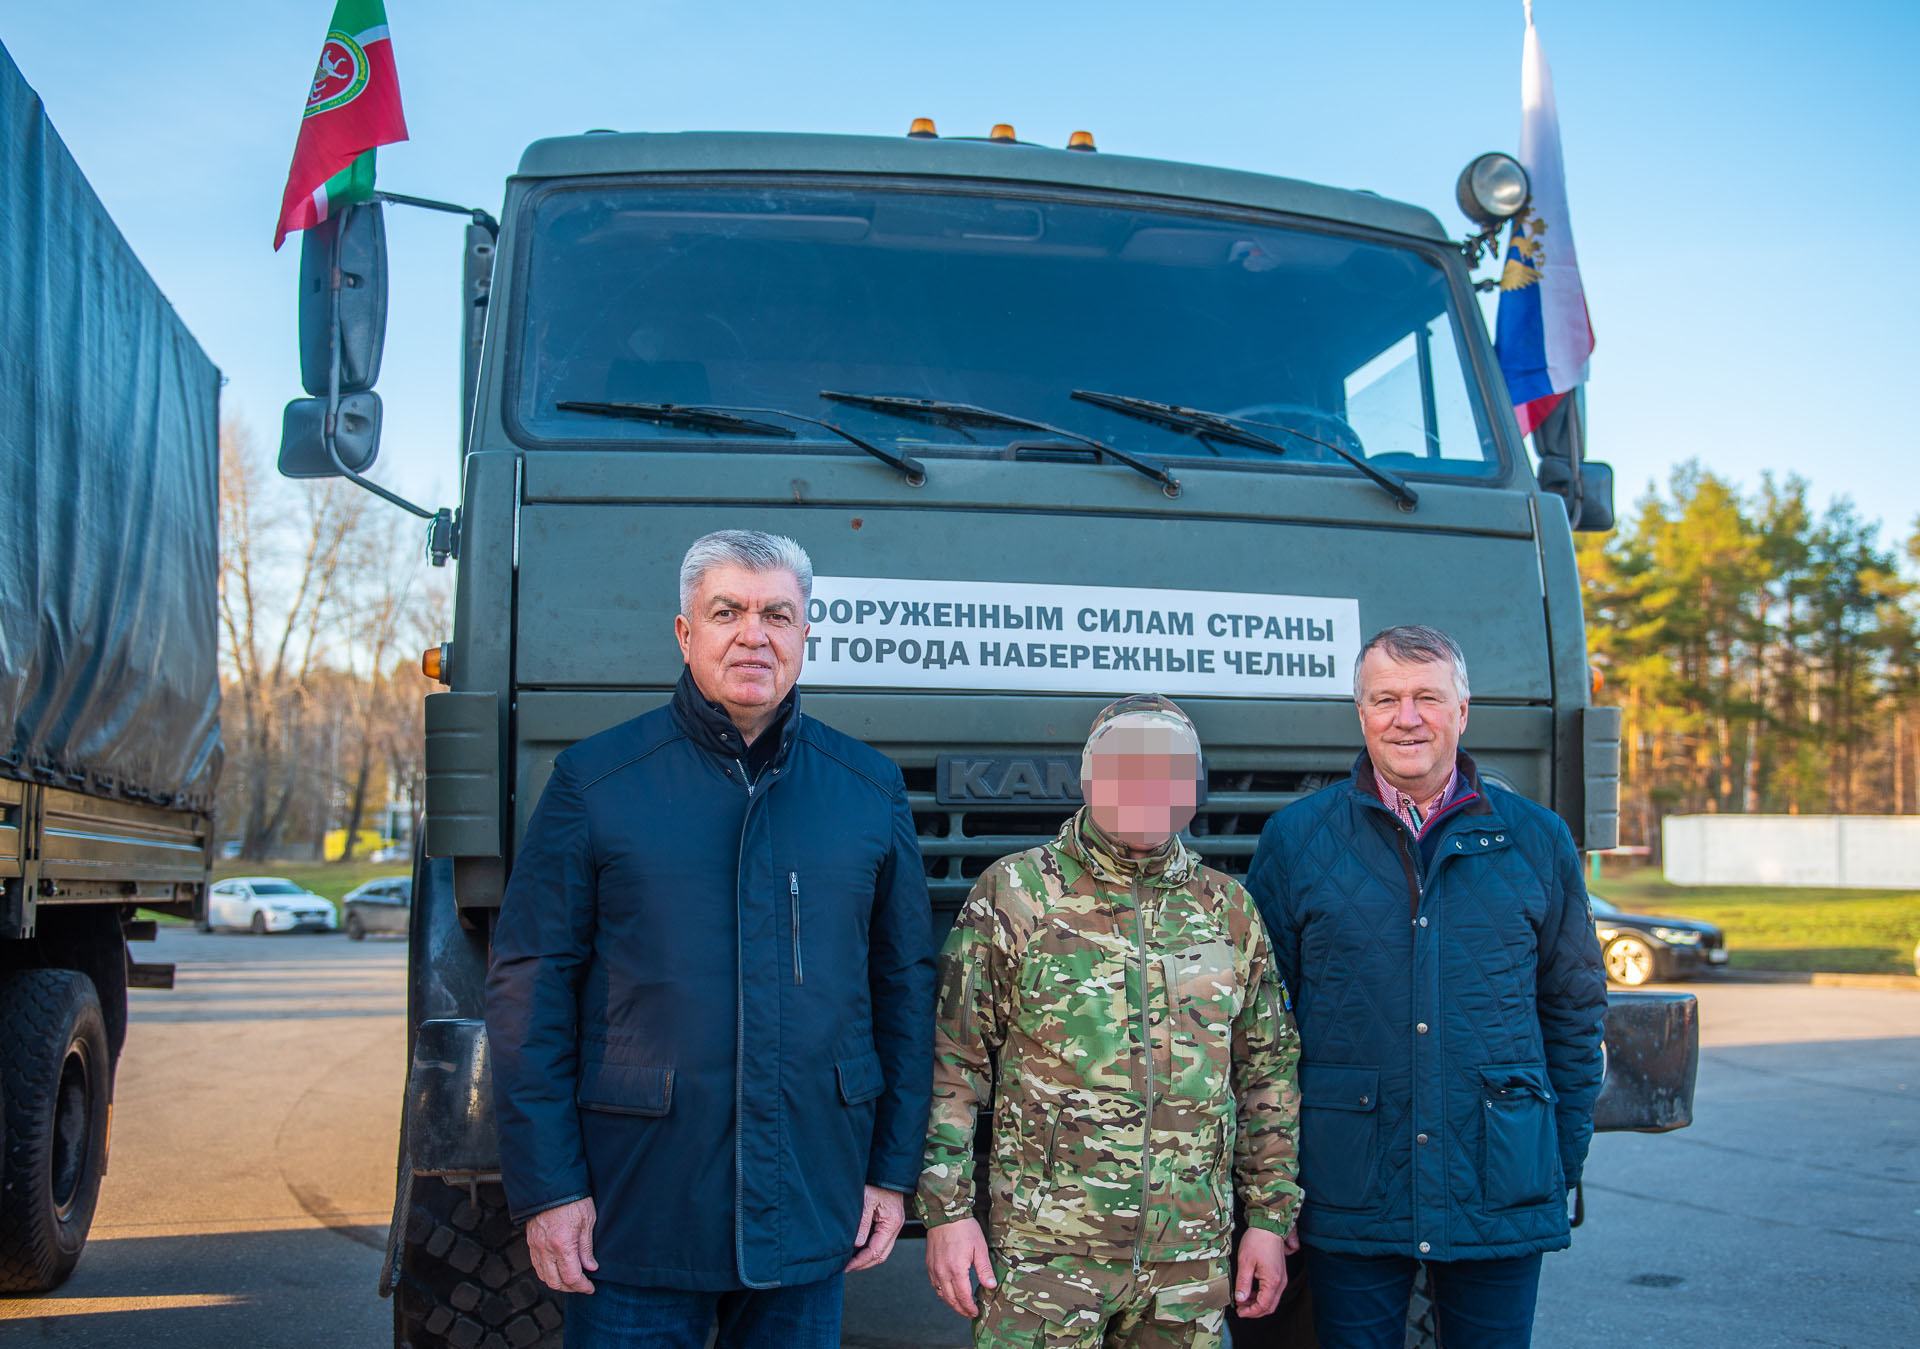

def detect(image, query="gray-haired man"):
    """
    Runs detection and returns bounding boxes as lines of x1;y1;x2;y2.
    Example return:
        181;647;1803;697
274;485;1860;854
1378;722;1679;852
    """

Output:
487;529;935;1348
1243;625;1605;1348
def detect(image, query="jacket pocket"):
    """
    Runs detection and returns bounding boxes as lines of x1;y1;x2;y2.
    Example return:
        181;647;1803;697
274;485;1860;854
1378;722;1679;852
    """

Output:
1298;1063;1380;1210
1479;1063;1560;1209
575;1062;673;1117
835;1049;886;1106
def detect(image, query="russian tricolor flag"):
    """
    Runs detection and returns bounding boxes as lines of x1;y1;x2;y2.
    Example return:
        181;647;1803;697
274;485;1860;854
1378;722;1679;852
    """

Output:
1495;9;1594;438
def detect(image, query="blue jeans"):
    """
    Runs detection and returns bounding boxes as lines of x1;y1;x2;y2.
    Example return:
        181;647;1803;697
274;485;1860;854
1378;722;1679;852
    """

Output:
562;1273;844;1349
1303;1248;1543;1349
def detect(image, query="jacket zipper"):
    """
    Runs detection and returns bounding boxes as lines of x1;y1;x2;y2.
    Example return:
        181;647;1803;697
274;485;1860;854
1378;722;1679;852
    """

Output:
729;750;782;1287
1132;878;1153;1273
789;872;803;986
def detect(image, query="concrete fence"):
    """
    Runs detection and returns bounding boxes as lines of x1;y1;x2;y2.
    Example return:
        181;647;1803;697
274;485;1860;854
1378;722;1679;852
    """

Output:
1663;814;1920;888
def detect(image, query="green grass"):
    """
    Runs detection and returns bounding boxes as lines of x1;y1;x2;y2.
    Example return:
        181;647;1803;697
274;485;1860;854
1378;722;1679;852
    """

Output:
134;859;406;927
212;858;410;909
1590;867;1920;975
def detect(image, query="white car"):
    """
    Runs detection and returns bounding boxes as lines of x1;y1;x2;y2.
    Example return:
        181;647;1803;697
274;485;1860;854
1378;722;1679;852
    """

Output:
205;877;339;934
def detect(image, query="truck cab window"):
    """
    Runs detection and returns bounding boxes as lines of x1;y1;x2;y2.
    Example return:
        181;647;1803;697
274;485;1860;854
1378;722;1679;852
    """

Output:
511;184;1502;482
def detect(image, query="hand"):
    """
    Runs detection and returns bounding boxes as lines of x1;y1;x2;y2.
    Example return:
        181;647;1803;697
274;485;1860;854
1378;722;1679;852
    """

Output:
924;1216;996;1318
1284;1225;1301;1255
845;1186;907;1272
1234;1225;1289;1318
525;1196;598;1294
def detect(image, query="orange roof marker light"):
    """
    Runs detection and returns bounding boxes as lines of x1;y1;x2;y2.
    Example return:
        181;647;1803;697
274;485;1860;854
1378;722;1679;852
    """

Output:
1066;130;1097;152
1590;664;1604;696
989;123;1017;142
423;644;449;685
907;117;938;139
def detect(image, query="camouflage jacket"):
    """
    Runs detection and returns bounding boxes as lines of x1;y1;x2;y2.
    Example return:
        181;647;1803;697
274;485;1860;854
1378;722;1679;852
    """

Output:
918;811;1302;1262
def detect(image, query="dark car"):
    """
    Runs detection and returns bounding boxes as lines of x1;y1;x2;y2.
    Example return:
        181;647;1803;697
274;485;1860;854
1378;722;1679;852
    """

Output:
1591;895;1727;985
341;875;412;940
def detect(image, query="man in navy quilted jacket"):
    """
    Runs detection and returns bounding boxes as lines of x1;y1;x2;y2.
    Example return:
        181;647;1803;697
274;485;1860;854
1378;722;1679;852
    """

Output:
1244;624;1605;1349
486;530;933;1348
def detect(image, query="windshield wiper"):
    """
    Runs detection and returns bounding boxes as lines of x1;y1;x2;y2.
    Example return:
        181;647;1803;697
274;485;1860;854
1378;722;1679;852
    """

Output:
556;400;925;484
1070;389;1417;512
819;391;1180;498
559;400;797;438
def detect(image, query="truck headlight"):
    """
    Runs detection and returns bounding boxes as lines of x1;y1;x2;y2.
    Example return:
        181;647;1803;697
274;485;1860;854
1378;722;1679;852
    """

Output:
1455;153;1531;227
1651;927;1703;947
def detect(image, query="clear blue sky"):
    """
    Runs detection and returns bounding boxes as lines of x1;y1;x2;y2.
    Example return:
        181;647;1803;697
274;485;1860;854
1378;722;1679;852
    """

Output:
8;1;1918;534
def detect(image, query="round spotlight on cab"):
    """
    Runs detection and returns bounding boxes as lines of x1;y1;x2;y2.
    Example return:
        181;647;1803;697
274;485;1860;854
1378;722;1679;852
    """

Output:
1455;152;1531;228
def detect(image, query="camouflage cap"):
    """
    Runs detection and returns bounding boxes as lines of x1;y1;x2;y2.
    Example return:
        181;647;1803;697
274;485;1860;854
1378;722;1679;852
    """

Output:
1081;693;1202;779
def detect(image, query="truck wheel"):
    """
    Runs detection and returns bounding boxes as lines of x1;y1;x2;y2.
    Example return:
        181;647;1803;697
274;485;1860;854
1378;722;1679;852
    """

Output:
1406;1263;1440;1347
1605;936;1656;987
0;968;112;1293
392;1175;562;1349
1228;1255;1439;1349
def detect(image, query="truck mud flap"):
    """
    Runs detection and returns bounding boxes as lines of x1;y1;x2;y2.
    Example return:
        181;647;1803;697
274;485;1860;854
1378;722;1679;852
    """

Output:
401;1018;499;1175
1593;990;1699;1132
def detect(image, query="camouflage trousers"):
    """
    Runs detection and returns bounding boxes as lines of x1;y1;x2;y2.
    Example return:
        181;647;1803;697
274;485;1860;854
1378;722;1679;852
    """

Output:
973;1250;1229;1349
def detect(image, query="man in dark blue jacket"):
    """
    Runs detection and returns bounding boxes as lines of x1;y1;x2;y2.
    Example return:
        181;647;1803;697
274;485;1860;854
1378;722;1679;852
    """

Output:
1244;625;1605;1349
486;529;934;1348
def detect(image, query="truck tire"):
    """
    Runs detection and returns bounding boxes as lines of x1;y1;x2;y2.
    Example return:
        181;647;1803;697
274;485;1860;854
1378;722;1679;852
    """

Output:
1228;1259;1441;1349
0;968;112;1292
1405;1264;1440;1347
393;1175;562;1349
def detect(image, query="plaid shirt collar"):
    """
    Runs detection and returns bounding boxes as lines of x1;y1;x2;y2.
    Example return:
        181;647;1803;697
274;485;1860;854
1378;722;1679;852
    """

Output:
1372;762;1462;838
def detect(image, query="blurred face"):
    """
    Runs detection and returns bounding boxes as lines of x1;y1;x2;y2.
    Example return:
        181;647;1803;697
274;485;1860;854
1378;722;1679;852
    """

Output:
674;563;808;741
1356;647;1468;801
1083;725;1200;851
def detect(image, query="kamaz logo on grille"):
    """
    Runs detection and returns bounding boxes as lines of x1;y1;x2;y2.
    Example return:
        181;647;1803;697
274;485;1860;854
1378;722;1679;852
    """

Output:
936;754;1083;804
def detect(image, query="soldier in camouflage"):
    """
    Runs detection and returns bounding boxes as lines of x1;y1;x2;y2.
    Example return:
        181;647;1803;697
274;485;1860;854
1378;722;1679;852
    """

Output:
920;695;1303;1349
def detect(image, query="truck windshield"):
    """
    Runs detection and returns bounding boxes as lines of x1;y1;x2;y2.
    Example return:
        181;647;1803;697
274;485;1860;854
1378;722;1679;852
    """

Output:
513;182;1501;479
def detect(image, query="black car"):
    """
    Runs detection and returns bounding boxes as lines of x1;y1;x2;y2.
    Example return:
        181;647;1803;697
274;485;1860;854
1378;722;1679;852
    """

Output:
1591;895;1728;985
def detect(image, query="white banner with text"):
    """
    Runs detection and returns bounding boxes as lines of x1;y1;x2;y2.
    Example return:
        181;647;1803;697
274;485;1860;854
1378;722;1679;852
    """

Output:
798;577;1360;697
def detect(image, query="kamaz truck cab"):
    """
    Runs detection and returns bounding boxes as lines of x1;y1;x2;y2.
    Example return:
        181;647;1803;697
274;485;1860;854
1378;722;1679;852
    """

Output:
277;121;1694;1349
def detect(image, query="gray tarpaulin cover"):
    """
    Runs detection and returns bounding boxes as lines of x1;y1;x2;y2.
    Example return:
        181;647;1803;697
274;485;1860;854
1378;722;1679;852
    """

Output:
1;43;222;811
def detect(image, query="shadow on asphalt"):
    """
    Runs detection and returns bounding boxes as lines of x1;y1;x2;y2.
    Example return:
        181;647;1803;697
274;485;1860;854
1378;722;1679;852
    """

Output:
0;1226;392;1346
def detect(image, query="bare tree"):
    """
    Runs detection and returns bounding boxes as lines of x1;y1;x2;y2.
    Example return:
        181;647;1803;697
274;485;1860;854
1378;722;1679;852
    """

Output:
333;516;437;860
217;418;367;859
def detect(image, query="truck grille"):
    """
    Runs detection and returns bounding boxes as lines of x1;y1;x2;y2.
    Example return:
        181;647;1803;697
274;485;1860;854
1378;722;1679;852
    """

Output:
903;765;1343;915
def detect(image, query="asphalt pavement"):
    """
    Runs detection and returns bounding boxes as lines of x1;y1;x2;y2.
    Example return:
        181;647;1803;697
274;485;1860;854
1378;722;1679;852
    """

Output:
1;931;1915;1347
0;926;404;1346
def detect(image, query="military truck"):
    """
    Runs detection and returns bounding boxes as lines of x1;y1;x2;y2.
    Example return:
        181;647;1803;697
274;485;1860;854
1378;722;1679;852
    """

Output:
0;45;222;1292
278;119;1698;1348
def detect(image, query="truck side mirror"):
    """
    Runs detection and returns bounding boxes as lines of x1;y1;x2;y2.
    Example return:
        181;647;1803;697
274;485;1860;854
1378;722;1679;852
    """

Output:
278;391;383;477
1532;389;1614;532
298;203;388;396
1535;454;1615;532
1570;460;1614;532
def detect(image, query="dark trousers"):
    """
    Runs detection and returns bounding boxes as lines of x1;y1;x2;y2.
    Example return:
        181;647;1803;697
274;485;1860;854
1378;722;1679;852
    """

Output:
1303;1248;1543;1349
562;1273;844;1349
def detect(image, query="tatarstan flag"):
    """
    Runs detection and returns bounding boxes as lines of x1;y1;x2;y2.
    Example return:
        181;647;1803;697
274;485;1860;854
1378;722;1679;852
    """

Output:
273;0;408;250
